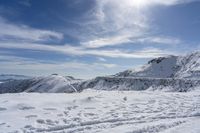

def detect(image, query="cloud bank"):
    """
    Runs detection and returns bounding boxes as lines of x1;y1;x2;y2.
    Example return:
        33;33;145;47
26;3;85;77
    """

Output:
0;17;63;42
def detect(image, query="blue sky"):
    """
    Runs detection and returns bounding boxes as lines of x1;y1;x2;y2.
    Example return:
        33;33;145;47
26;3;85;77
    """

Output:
0;0;200;79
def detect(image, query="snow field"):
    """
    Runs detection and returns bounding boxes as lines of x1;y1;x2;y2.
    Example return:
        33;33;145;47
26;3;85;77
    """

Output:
0;90;200;133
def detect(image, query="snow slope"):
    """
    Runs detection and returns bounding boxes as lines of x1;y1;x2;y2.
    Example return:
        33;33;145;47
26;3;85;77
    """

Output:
0;90;200;133
175;51;200;78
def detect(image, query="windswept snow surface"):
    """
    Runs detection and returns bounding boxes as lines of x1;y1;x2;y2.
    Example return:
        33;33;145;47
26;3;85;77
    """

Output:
0;90;200;133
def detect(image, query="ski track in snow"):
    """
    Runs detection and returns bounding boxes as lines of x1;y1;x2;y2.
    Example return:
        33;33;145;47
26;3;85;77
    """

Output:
0;90;200;133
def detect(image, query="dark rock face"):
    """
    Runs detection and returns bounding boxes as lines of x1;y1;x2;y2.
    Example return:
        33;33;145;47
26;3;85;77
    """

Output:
148;57;167;64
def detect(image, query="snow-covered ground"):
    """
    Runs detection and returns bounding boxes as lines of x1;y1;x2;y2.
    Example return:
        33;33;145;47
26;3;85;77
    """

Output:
0;90;200;133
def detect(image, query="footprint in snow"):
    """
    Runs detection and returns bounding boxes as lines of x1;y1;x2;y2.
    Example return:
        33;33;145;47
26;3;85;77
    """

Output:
43;108;57;111
17;104;35;110
36;119;45;124
25;115;38;119
84;107;96;110
0;123;6;126
0;107;7;111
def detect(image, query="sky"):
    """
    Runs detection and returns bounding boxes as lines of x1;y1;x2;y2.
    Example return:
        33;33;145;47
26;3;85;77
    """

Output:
0;0;200;79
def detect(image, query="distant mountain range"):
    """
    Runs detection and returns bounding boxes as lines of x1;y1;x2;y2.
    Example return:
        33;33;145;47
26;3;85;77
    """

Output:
1;51;200;93
0;74;30;82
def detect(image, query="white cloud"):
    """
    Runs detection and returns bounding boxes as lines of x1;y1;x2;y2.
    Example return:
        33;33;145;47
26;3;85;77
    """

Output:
78;0;196;48
82;35;182;48
138;36;182;45
0;55;117;69
98;57;107;62
81;35;132;48
79;0;148;43
0;42;177;59
111;0;198;7
0;17;63;42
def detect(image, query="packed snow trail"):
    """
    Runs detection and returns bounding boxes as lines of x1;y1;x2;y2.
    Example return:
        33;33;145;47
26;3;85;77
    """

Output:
0;90;200;133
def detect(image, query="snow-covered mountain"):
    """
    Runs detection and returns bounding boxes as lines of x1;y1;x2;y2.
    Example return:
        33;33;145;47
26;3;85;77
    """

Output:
76;51;200;92
116;56;179;78
115;51;200;79
0;75;82;93
1;51;200;93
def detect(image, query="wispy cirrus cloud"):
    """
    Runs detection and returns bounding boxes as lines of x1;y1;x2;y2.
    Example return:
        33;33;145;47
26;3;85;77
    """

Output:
81;35;182;48
138;36;182;45
81;35;132;48
0;55;117;69
0;42;177;59
78;0;197;48
0;16;63;42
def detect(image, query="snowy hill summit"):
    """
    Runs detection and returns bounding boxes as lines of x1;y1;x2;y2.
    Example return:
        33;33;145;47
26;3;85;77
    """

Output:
115;51;200;79
1;51;200;93
0;75;82;93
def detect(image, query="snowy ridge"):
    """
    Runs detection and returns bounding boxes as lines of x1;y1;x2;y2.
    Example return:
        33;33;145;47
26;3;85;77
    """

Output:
77;51;200;92
0;75;82;93
76;77;200;92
